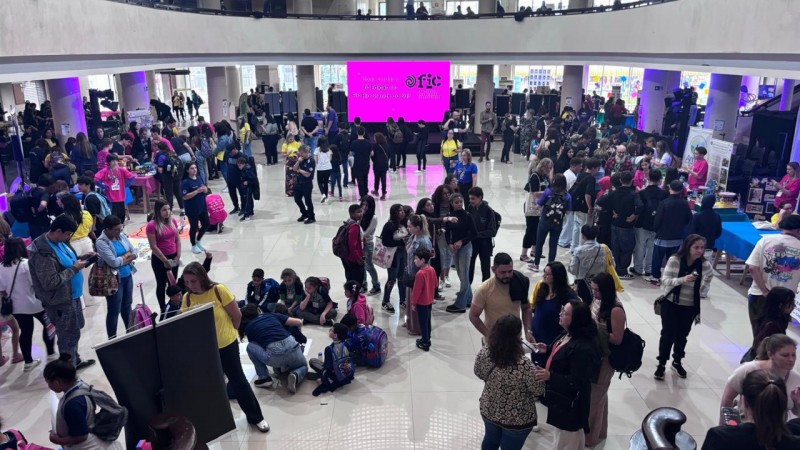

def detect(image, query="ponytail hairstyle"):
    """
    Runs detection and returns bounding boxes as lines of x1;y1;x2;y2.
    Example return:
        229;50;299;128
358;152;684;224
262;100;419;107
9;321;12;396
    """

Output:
755;334;797;361
408;214;429;236
343;280;361;299
740;369;790;448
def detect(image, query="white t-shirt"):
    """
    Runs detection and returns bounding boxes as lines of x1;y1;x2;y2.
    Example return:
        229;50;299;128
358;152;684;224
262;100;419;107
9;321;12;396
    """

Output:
564;169;578;190
316;151;333;171
745;233;800;296
0;259;44;315
727;360;799;418
660;153;673;168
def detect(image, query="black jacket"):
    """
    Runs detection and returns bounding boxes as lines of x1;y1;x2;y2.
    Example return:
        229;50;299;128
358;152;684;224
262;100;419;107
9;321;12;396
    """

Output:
542;334;600;433
702;422;800;450
445;208;477;246
371;143;390;173
690;195;723;249
466;201;497;240
636;185;669;231
596;185;642;228
653;194;693;241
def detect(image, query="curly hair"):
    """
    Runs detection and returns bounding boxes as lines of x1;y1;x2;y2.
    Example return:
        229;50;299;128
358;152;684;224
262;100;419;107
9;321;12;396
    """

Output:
487;314;524;369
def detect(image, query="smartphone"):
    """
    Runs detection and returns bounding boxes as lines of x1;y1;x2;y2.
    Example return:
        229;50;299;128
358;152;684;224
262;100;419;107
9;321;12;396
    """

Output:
82;254;99;265
721;407;741;426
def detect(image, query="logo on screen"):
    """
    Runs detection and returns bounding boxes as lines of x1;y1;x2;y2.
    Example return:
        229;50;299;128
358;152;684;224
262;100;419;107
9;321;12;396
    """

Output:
406;74;442;89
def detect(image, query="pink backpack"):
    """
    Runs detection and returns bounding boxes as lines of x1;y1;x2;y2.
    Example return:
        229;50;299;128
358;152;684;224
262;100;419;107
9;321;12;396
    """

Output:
129;282;153;330
206;193;228;225
7;429;55;450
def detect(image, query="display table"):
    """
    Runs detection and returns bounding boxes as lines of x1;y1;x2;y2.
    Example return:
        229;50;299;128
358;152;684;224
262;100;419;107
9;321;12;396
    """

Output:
713;222;780;281
129;174;161;216
692;204;749;222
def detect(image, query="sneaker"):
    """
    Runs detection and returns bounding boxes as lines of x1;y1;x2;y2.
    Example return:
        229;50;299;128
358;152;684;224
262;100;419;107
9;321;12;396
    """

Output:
339;196;344;202
254;376;274;389
229;207;240;214
297;216;307;222
75;359;96;371
222;187;229;193
304;218;316;224
196;241;205;251
415;339;430;352
422;168;426;172
321;195;327;203
438;279;444;290
244;215;253;221
529;264;540;272
191;245;202;254
381;303;396;314
286;373;298;394
380;195;386;200
400;302;407;311
445;304;466;313
434;292;444;301
671;361;687;378
444;277;452;288
645;276;659;284
255;420;270;433
238;210;245;216
654;364;666;380
629;269;643;276
619;273;635;280
23;360;41;373
415;170;422;174
368;287;381;295
644;272;652;277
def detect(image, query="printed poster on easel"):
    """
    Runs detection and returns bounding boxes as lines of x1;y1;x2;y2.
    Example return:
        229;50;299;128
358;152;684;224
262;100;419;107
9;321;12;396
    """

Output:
681;126;714;171
745;176;778;221
126;109;155;131
706;139;734;190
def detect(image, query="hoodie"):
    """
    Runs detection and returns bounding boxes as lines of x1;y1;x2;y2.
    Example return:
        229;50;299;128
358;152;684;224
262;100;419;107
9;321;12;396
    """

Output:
347;294;371;325
467;200;498;240
690;194;723;249
28;234;79;307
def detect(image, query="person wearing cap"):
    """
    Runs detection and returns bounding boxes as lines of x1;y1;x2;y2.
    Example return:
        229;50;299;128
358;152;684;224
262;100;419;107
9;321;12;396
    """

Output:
646;180;693;285
745;214;800;338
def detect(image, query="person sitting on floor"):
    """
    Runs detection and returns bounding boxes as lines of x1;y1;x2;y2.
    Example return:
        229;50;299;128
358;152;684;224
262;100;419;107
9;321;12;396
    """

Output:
308;323;355;396
291;277;338;326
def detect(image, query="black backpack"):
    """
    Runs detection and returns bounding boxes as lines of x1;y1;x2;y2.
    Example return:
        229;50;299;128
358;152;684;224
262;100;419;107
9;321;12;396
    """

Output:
542;192;567;227
607;311;645;379
491;209;502;237
569;173;588;212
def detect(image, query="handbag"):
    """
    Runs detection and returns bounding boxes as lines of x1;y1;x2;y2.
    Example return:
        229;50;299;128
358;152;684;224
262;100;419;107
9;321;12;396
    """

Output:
89;262;119;297
0;262;21;316
372;239;398;269
653;286;679;316
524;192;543;217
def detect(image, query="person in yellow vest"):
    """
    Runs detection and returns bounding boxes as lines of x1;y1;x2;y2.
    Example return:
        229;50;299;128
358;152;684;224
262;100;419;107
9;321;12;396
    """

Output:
440;129;462;176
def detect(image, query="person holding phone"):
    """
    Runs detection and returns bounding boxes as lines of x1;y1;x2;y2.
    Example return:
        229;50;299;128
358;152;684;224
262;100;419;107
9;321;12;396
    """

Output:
771;162;800;212
95;215;138;339
147;200;181;312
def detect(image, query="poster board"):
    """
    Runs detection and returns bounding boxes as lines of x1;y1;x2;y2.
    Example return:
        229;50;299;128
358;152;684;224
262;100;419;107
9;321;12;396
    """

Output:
126;109;155;131
706;139;734;190
744;176;778;221
681;126;714;170
793;294;800;323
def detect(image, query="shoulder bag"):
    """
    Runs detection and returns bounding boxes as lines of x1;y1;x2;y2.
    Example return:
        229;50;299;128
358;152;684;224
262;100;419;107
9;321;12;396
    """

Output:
372;239;397;269
0;262;21;316
653;286;679;316
89;260;119;297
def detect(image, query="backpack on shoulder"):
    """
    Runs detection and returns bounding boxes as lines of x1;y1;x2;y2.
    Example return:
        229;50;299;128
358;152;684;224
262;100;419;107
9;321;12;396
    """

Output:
62;384;128;442
332;221;355;259
86;191;112;220
361;325;388;368
607;312;645;379
330;343;355;382
542;192;567;227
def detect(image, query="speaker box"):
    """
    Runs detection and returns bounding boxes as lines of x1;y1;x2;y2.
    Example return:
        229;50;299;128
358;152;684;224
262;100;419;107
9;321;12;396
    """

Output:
511;93;527;116
455;89;470;109
330;91;347;113
495;95;510;117
315;89;324;112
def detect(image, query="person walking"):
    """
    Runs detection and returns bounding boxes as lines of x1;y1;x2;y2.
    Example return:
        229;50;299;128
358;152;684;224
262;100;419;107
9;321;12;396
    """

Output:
531;173;571;272
181;162;210;254
315;137;333;204
350;126;372;199
292;145;316;224
655;234;713;381
440;130;462;176
95;215;138;339
146;200;181;313
478;101;496;162
371;133;390;200
467;187;497;283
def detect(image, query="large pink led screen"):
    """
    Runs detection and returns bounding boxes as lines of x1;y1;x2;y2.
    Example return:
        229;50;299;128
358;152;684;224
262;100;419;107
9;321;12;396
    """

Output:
347;61;451;122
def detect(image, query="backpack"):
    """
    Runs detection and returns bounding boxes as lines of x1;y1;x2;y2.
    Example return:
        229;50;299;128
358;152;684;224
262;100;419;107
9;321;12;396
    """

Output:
317;276;331;293
61;384;128;442
491;209;502;237
569;174;587;212
361;325;388;368
607;311;645;379
9;190;33;223
206;193;228;226
330;342;355;382
129;282;153;331
393;131;403;144
332;221;356;259
86;191;112;220
542;192;567;227
199;138;214;159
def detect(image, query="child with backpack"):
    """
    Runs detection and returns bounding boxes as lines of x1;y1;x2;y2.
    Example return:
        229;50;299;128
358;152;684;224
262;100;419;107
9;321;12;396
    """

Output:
162;285;184;320
343;281;373;326
292;277;338;326
411;247;436;351
308;323;354;396
340;313;389;368
531;173;572;272
245;268;279;312
237;156;258;221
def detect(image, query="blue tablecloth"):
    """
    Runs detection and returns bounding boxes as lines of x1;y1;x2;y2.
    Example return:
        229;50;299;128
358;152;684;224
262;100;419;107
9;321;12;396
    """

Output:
715;222;780;261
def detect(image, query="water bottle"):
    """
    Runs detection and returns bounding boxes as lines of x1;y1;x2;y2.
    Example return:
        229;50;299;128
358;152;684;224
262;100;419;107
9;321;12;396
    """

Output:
317;352;323;361
178;212;186;232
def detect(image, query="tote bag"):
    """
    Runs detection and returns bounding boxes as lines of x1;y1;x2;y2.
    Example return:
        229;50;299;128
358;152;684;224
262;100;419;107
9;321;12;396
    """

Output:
372;239;397;269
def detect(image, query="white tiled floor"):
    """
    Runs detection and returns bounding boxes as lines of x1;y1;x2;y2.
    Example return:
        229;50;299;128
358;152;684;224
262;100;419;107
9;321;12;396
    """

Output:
1;141;799;449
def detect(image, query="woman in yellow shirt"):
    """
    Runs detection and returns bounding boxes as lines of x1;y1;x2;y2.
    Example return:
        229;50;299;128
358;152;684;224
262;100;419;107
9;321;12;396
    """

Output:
440;129;462;176
180;262;270;432
282;133;300;157
238;116;253;157
62;194;95;306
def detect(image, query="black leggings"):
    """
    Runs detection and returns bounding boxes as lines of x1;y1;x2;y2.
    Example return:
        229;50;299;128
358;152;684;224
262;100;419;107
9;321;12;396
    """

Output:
161;173;184;210
188;210;210;246
501;136;514;162
317;169;332;196
416;141;427;170
13;311;56;363
523;215;539;249
151;252;179;312
373;169;387;195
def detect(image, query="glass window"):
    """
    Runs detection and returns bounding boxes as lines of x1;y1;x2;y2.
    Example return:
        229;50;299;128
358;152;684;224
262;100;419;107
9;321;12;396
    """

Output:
278;65;297;91
379;2;386;15
240;65;256;92
680;71;711;105
513;65;563;92
585;65;643;106
445;0;478;14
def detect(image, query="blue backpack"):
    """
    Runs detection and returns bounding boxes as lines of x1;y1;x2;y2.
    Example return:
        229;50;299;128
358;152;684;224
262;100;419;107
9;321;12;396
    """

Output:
86;191;112;220
330;342;354;383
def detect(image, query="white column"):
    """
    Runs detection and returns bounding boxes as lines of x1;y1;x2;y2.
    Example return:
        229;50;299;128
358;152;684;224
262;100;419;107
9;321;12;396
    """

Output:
145;71;158;101
119;71;150;113
297;65;316;117
387;0;403;15
225;66;241;120
205;66;227;124
45;77;87;146
560;65;584;112
478;0;496;14
640;69;680;134
704;73;742;141
779;79;795;112
475;65;494;135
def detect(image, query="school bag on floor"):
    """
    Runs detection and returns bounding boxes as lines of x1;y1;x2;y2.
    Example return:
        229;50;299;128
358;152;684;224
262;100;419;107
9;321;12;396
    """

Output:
129;282;153;331
59;383;128;442
330;342;355;382
362;325;388;368
206;193;228;233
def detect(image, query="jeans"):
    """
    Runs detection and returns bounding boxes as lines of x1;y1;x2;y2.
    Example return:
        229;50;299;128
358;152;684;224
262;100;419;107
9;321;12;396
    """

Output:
195;154;207;185
453;242;473;309
633;228;656;274
246;336;308;383
219;341;264;424
501;136;513;163
571;211;588;252
657;300;697;364
105;274;134;339
651;244;679;279
329;168;342;197
44;299;85;366
13;310;56;363
188;210;210;246
534;221;562;266
363;240;381;290
479;132;492;159
293;182;315;219
437;233;453;268
383;248;406;305
611;226;636;275
151;252;179;311
442;155;456;175
303;135;318;151
373;169;387;196
558;211;574;246
242;142;252;158
340;158;350;186
469;238;493;283
481;419;532;450
417;304;432;345
416;141;427;170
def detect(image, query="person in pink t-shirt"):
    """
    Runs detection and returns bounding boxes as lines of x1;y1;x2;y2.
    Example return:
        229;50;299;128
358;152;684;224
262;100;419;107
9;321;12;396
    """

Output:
686;146;709;190
94;153;135;222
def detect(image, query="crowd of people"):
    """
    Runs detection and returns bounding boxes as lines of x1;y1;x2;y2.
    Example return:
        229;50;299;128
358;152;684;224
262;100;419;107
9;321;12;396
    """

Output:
3;86;800;450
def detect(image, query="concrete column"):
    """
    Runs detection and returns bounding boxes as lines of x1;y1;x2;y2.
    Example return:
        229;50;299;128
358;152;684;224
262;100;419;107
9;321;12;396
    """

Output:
225;66;242;119
297;65;316;117
119;71;150;113
205;66;227;124
779;79;795;112
704;73;742;141
387;0;403;15
45;77;87;146
478;0;496;14
475;65;494;135
560;65;584;112
639;69;680;134
145;71;158;101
